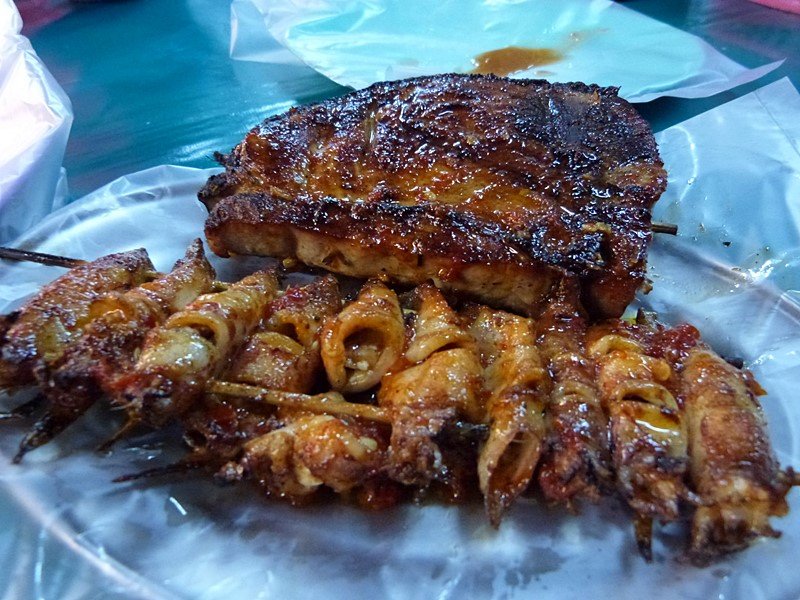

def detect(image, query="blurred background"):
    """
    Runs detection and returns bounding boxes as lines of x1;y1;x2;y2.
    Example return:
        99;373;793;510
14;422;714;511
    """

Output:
11;0;800;201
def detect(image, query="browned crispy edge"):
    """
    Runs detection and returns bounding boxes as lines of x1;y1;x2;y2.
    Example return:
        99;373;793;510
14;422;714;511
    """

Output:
205;192;567;316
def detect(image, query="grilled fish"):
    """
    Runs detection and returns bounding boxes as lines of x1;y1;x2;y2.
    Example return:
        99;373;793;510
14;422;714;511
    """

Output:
200;74;666;318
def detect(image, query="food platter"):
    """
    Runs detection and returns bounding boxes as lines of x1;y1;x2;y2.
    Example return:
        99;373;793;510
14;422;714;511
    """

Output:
1;123;799;597
3;0;800;591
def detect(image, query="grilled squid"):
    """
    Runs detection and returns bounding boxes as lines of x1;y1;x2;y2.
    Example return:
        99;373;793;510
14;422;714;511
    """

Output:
379;349;483;489
180;276;342;472
13;241;215;460
226;276;341;393
320;279;404;393
681;347;799;565
404;283;473;364
218;408;388;504
379;286;482;489
587;322;690;559
536;282;611;506
467;305;549;525
125;269;278;426
0;248;154;390
265;275;341;349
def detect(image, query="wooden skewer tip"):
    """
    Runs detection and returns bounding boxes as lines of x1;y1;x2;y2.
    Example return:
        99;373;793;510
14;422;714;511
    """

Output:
0;247;87;269
651;222;678;235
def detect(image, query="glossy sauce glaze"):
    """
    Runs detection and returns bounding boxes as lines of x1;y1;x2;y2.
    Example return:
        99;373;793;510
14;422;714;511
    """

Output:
200;74;667;319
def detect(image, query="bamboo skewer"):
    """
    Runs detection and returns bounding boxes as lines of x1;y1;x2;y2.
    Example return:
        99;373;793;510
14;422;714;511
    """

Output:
208;381;488;440
209;380;392;424
112;460;205;483
1;220;679;273
0;247;229;290
651;222;679;235
0;247;87;268
0;394;45;421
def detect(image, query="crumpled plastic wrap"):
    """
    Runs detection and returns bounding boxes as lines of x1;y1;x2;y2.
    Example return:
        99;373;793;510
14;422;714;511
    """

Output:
0;0;72;244
0;79;799;597
229;0;304;65
231;0;782;102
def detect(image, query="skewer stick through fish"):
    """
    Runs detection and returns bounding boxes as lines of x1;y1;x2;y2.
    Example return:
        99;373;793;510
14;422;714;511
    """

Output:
650;222;678;235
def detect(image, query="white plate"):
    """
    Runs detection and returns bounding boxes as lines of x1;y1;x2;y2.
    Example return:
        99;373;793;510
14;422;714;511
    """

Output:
1;78;800;598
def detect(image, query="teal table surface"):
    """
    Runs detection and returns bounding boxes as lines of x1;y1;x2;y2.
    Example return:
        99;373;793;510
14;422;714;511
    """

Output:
2;0;799;597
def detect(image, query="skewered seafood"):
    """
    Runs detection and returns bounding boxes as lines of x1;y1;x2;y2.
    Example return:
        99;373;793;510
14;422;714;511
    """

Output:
182;276;343;468
0;248;154;390
681;345;798;565
376;285;483;491
0;248;796;565
536;280;611;507
226;275;340;392
320;279;404;393
13;241;215;460
379;347;483;488
404;283;474;364
123;269;279;426
587;318;692;559
224;410;389;503
466;304;549;526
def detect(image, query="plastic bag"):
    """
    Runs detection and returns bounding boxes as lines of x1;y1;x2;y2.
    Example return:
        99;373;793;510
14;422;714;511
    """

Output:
1;80;800;597
232;0;782;102
0;0;72;244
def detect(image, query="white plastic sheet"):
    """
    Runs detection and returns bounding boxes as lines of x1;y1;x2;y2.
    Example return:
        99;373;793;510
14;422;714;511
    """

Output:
1;79;800;597
0;0;72;244
229;0;305;65
231;0;782;102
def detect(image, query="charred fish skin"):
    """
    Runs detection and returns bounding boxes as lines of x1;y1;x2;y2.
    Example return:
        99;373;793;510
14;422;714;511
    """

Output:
200;74;666;319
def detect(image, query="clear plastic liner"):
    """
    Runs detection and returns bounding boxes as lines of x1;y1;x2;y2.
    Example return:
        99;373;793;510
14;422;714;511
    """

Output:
0;79;799;597
229;0;305;65
0;0;72;244
231;0;782;102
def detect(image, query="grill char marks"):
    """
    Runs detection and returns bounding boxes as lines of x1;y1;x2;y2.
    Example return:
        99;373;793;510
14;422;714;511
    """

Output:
200;74;666;318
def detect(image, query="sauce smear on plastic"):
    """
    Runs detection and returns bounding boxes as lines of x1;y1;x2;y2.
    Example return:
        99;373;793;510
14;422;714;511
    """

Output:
470;46;563;76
